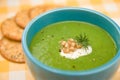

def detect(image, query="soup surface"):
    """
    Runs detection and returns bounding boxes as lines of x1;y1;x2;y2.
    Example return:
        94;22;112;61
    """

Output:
29;21;117;71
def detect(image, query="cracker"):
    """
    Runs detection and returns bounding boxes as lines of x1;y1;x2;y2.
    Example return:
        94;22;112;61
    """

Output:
0;37;25;63
1;18;23;41
29;5;63;19
0;23;3;40
15;10;30;28
29;6;45;19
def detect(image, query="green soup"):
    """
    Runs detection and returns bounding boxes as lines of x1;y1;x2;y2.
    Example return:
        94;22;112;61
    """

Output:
29;21;117;71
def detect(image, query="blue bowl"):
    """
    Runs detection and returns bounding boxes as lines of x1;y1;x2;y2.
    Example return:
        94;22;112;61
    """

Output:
22;8;120;80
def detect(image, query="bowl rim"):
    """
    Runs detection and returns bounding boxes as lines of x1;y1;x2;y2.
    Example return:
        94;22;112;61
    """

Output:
22;7;120;76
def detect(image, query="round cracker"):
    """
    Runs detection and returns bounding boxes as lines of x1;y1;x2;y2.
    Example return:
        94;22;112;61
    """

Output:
0;23;3;40
29;5;63;19
1;18;23;41
29;6;45;19
15;10;30;28
0;37;25;63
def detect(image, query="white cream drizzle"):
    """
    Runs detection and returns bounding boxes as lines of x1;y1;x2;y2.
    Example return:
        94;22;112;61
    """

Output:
60;46;92;59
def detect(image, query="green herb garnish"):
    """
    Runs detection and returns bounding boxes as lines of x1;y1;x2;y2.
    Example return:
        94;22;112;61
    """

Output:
75;34;89;49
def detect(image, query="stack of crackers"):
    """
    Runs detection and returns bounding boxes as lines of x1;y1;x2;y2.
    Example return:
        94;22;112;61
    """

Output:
0;5;63;63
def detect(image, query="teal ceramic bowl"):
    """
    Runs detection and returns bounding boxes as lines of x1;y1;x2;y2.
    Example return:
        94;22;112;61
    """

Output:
22;8;120;80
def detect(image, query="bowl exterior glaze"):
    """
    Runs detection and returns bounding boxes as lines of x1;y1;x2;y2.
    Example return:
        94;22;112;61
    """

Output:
22;8;120;80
